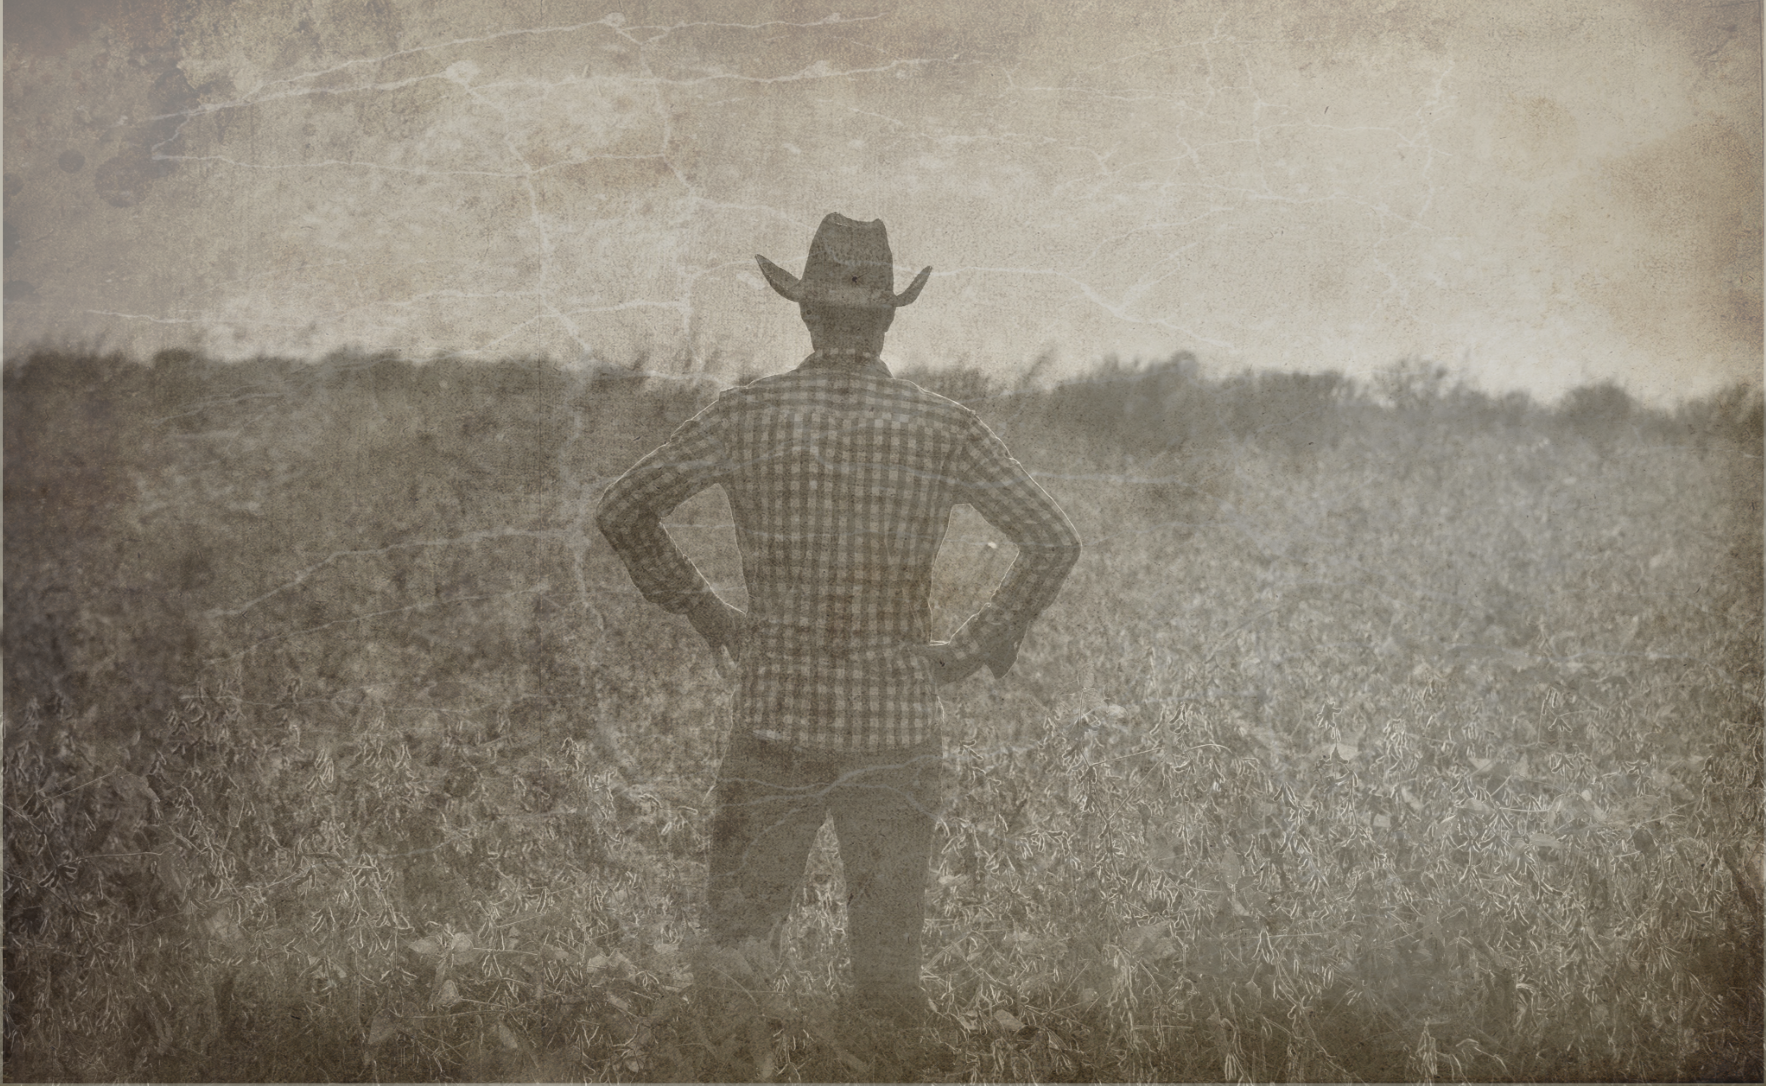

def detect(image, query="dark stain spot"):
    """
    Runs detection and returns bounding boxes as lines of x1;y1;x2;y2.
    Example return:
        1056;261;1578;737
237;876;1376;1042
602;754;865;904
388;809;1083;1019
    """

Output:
4;220;19;258
58;149;85;173
4;174;22;203
5;280;37;301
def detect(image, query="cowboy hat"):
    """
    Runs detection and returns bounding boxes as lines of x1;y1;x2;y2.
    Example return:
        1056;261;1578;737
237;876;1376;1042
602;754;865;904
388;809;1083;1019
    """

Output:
756;213;932;309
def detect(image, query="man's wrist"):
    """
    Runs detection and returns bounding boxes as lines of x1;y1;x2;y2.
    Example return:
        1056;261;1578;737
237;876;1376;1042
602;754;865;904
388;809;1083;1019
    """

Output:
686;594;745;652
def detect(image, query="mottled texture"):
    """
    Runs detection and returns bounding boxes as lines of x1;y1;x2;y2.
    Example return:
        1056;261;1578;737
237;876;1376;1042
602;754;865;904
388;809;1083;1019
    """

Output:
2;0;1760;402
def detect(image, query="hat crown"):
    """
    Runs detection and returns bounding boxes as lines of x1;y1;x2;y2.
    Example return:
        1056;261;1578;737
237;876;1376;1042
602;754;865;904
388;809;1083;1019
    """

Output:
807;214;893;283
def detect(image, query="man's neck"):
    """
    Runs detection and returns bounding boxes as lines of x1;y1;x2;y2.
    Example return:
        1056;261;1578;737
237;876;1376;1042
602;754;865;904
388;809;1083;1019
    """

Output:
811;344;882;360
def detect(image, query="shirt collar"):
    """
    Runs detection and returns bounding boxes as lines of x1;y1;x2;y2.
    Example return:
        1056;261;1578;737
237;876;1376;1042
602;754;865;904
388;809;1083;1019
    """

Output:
799;348;892;378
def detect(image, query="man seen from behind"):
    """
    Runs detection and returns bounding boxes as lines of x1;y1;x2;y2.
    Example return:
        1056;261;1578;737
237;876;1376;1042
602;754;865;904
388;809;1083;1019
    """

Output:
596;213;1081;1057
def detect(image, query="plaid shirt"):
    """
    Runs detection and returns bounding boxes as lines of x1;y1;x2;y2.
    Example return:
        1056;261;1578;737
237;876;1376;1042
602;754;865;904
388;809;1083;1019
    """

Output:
597;349;1081;751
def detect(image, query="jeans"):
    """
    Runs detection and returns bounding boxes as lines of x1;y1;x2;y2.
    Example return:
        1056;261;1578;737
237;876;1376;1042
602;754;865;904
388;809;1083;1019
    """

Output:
707;730;943;1001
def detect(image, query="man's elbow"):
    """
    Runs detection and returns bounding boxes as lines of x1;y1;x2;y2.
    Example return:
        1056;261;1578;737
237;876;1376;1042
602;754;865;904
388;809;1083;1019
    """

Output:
1052;520;1082;565
1055;535;1081;577
594;497;635;548
1027;531;1081;578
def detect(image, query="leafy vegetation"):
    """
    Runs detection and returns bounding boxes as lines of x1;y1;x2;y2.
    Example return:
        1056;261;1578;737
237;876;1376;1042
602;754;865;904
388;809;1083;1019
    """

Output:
5;348;1761;1081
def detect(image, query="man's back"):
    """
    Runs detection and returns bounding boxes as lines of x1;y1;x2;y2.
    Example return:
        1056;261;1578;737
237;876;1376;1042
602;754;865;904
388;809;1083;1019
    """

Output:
598;352;1079;751
725;360;984;652
597;215;1078;1055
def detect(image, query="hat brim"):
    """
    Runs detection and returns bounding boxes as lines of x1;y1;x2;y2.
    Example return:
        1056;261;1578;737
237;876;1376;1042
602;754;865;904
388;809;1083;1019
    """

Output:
755;255;932;308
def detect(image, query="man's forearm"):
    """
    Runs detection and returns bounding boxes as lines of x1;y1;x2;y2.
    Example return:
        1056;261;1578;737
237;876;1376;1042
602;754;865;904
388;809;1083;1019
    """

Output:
947;539;1080;677
596;508;716;615
595;408;728;615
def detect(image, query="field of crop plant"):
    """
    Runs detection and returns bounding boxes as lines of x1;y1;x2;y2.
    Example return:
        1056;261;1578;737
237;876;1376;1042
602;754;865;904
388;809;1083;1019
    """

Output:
4;348;1761;1081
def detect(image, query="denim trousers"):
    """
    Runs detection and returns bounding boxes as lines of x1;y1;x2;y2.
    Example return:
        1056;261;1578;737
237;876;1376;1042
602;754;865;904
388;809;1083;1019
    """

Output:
707;730;943;999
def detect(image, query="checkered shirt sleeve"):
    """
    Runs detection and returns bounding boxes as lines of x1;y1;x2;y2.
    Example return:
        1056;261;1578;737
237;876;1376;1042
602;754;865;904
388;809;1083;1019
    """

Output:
597;355;1080;750
594;412;730;617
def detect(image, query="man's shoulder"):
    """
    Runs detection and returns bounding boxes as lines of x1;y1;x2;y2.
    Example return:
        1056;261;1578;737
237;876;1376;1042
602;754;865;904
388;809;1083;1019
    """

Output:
715;369;982;430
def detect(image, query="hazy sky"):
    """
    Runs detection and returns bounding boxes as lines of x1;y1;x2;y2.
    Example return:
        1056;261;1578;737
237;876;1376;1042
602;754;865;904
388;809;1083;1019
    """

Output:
4;0;1760;403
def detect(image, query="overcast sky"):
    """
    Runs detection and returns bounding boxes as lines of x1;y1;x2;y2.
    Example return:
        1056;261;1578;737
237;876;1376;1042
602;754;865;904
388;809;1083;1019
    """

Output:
4;0;1760;403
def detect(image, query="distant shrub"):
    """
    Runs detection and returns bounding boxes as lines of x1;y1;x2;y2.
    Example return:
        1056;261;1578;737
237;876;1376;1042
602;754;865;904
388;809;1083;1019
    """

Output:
1673;382;1765;449
1034;353;1228;456
1372;357;1452;413
1217;369;1353;459
1440;386;1541;433
1557;381;1638;451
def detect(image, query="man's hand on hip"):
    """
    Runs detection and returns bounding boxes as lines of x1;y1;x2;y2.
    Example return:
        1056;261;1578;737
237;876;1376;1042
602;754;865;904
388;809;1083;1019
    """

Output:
911;642;986;685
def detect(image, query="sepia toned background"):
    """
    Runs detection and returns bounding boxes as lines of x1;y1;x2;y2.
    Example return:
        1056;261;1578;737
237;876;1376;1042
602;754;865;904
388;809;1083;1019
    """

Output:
4;2;1763;1082
4;0;1761;402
